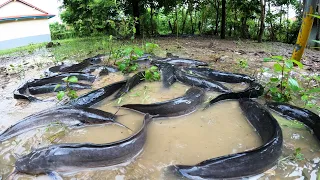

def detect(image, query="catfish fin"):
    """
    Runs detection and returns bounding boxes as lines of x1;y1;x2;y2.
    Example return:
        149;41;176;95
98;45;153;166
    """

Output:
47;171;63;180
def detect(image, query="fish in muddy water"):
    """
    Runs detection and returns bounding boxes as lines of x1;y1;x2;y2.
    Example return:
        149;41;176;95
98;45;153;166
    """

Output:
29;72;96;87
204;82;264;109
183;67;255;83
28;83;92;95
45;54;104;76
121;87;205;117
13;114;153;178
159;63;176;88
68;80;127;108
152;58;208;67
166;99;283;179
266;102;320;142
175;69;231;93
0;107;127;142
14;73;95;101
113;71;145;99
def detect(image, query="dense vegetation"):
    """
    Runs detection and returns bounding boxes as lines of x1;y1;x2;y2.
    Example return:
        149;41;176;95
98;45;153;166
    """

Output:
50;0;307;44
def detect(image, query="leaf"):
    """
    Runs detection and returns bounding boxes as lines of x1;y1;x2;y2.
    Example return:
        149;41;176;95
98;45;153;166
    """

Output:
68;90;78;99
274;63;283;72
54;84;61;91
270;87;279;93
285;60;293;69
271;56;283;61
67;76;78;83
57;91;65;101
123;47;133;55
306;88;320;94
118;63;126;71
308;14;320;19
133;47;144;56
150;66;158;71
288;78;300;91
291;59;303;69
62;77;68;82
263;58;273;62
270;77;279;82
301;95;309;101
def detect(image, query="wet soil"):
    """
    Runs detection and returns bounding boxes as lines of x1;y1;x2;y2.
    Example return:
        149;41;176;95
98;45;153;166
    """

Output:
0;37;319;179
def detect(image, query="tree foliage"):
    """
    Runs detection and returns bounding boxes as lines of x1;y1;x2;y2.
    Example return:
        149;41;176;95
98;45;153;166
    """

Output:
56;0;304;43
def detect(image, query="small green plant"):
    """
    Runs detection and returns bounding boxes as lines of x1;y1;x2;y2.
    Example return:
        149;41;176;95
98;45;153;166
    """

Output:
145;42;159;54
55;76;79;101
116;47;143;74
237;59;248;68
263;56;303;102
7;64;25;79
292;148;305;161
144;66;161;81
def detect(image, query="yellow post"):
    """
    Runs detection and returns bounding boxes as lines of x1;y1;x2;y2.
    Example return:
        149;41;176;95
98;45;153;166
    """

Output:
291;0;317;61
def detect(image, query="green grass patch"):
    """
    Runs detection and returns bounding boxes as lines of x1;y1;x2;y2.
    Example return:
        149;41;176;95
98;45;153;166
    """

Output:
0;43;47;56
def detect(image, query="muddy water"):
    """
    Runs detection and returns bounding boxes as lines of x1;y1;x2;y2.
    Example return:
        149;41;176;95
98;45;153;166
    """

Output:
0;72;319;179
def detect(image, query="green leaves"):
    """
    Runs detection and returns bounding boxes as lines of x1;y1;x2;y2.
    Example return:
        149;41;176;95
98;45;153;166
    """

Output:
145;42;159;53
62;76;78;83
288;78;300;91
144;66;161;82
274;63;283;72
57;91;65;101
291;59;303;69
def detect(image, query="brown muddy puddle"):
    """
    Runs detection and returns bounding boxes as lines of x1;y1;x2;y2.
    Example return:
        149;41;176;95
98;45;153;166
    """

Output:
0;73;319;180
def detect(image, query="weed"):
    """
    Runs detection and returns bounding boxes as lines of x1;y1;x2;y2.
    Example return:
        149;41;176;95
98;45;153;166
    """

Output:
237;59;249;68
263;56;303;102
292;148;305;161
145;42;159;54
55;76;79;101
7;64;25;79
116;47;143;74
144;66;161;82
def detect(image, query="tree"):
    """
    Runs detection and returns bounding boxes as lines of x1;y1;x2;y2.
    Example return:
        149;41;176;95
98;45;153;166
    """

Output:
258;0;265;42
221;0;226;38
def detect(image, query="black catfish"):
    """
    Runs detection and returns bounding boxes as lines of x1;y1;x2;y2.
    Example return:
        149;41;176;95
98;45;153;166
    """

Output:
184;67;255;83
0;107;127;142
113;71;145;99
266;102;320;142
175;69;231;93
167;99;283;179
204;82;264;109
152;58;208;67
28;83;92;95
28;73;95;87
13;82;40;101
121;87;205;117
14;114;152;177
68;80;127;108
159;63;176;88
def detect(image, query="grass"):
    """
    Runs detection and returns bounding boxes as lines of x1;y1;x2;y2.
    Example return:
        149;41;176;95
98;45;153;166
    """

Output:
0;42;47;56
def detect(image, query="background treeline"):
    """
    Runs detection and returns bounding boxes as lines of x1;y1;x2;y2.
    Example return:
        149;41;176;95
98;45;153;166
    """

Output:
50;0;307;44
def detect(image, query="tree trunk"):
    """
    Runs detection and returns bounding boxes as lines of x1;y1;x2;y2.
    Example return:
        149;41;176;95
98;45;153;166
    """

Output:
182;9;188;34
190;8;194;34
258;0;265;42
233;1;237;36
286;3;289;43
214;0;220;35
220;0;226;39
132;0;141;36
169;20;174;33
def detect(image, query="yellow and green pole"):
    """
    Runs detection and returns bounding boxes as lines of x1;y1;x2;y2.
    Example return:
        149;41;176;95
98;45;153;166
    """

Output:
291;0;318;61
